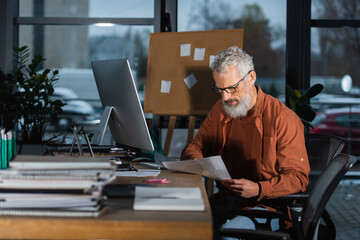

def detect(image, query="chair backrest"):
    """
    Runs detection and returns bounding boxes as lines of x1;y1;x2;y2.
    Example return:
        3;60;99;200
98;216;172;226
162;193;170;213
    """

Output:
301;153;357;239
305;133;345;173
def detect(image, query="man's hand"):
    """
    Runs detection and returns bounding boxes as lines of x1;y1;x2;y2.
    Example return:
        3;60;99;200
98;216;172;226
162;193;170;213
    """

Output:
221;179;260;198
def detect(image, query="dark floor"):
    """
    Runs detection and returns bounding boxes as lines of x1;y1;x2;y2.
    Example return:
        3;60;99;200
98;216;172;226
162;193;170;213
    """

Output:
327;178;360;240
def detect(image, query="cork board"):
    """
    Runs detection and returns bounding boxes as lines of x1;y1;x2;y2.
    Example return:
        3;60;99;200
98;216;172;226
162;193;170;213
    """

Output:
144;29;244;115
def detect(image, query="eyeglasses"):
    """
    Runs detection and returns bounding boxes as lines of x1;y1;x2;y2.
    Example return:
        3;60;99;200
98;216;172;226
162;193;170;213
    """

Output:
212;70;253;94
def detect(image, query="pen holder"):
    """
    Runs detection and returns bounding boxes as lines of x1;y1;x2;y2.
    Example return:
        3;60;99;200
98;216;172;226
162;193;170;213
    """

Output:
0;129;17;169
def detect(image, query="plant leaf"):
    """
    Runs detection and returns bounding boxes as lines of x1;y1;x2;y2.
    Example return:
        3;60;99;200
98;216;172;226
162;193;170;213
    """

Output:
293;89;302;99
296;102;316;122
286;85;296;100
300;84;323;101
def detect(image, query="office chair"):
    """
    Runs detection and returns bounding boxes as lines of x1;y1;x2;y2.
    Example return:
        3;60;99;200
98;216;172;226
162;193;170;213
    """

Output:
220;153;357;240
278;133;345;199
281;133;346;235
305;133;345;184
275;133;345;230
219;134;346;239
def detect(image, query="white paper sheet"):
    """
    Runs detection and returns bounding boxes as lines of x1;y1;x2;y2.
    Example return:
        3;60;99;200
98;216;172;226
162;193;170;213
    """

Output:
180;44;191;56
135;186;202;199
209;55;216;68
184;73;198;89
160;80;172;93
133;187;205;211
194;48;205;61
162;156;231;181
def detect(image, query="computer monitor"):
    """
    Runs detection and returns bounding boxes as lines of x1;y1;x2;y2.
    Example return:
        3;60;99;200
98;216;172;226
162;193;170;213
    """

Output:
91;58;154;152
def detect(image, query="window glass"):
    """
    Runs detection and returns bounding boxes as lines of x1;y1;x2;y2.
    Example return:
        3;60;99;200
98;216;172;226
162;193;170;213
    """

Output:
350;115;360;129
336;115;351;128
312;0;360;20
18;24;152;143
178;0;287;100
312;113;326;126
19;24;151;92
310;27;360;95
19;0;154;18
311;26;360;156
336;115;360;129
310;0;360;157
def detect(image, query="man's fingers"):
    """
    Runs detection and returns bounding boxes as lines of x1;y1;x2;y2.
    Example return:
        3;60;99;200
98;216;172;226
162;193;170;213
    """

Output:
230;184;243;189
232;189;243;193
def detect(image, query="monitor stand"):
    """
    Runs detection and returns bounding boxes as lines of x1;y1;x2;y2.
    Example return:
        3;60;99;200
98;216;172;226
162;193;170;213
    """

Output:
68;126;94;157
91;106;114;145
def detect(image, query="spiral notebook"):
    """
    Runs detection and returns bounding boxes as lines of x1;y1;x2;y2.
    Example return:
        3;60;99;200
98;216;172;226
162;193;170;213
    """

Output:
133;187;205;211
9;155;116;170
0;205;107;217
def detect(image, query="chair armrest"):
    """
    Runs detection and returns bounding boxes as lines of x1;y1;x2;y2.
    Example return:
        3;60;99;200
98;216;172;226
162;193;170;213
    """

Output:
277;192;310;201
220;228;292;240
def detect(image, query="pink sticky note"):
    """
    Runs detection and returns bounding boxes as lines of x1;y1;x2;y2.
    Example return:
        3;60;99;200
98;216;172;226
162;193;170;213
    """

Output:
145;179;170;183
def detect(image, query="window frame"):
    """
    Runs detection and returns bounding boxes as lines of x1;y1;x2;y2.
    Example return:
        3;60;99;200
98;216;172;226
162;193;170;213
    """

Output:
4;1;359;109
0;0;178;73
286;0;360;102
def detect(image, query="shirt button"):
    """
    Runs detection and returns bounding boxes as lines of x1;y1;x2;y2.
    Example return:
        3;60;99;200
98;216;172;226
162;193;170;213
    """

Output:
300;158;304;161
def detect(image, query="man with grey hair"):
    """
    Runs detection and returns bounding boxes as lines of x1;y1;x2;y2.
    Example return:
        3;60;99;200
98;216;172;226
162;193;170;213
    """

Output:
181;46;310;239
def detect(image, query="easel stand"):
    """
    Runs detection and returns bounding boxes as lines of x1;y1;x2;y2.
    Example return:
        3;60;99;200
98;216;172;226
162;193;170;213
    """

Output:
162;115;214;195
163;116;197;156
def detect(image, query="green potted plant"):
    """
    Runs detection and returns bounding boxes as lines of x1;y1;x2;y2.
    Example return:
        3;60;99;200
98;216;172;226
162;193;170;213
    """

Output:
12;46;66;144
0;69;21;130
287;83;324;133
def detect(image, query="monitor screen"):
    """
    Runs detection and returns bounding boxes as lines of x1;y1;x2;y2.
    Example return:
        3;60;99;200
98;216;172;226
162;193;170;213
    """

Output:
91;58;154;152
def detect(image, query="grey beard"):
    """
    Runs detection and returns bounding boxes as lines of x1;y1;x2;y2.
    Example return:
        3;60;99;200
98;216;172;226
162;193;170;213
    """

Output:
222;93;251;118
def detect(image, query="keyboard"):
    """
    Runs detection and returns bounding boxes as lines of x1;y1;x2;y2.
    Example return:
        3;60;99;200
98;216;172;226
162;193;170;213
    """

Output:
103;184;155;198
137;162;165;170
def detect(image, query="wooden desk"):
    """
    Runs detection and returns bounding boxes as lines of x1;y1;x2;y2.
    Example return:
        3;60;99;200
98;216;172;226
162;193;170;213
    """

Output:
0;169;212;240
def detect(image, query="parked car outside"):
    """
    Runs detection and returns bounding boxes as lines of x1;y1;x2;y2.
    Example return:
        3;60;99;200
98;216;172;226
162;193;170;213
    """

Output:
47;87;100;131
311;106;360;156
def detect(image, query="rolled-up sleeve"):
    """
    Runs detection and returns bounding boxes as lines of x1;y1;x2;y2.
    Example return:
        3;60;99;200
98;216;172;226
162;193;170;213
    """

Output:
181;101;222;160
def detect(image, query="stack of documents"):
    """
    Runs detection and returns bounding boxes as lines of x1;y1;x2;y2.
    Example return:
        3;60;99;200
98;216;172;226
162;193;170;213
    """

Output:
133;186;205;211
0;155;116;217
0;192;106;217
162;155;231;181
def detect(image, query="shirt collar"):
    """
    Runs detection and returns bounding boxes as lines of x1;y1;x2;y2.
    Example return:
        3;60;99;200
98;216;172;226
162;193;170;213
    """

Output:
252;85;265;118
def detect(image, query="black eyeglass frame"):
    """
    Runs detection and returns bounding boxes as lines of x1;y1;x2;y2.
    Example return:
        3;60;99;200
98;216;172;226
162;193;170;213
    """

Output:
212;70;253;94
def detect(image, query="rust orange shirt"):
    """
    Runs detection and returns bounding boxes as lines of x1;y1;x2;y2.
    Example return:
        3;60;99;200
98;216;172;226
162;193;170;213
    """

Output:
181;86;310;200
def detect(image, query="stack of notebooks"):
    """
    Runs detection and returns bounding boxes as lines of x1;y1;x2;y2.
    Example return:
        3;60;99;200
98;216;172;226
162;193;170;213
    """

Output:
0;155;116;217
